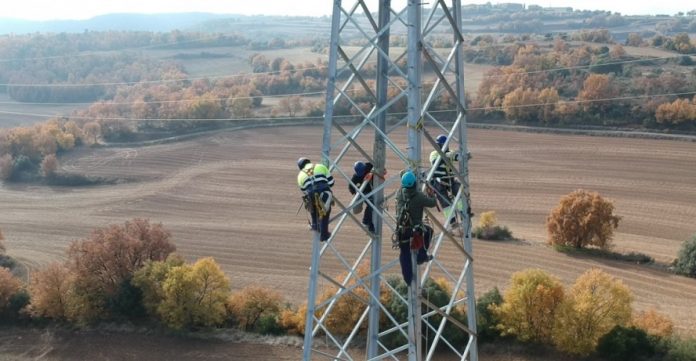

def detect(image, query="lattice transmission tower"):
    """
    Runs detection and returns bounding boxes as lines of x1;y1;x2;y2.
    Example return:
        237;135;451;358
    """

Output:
302;0;477;360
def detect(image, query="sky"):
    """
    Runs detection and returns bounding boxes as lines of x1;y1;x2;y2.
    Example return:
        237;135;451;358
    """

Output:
1;0;694;21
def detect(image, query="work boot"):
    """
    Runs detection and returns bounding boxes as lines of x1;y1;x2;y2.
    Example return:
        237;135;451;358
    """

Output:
363;221;375;234
417;254;434;265
320;232;332;242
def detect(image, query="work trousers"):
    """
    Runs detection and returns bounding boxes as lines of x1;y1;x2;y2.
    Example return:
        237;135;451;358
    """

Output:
398;225;433;285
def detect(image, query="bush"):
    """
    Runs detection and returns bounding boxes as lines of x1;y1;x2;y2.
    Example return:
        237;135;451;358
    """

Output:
491;269;565;344
473;211;513;240
278;306;306;336
227;285;283;332
546;189;621;249
675;235;696;277
257;313;284;335
597;326;654;361
667;338;696;361
632;308;674;338
381;276;467;351
552;268;633;356
476;287;503;343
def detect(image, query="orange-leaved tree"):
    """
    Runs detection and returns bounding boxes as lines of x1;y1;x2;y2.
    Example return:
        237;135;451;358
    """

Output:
0;267;21;312
546;189;621;249
66;218;176;322
491;269;565;344
552;268;633;355
631;308;674;338
227;285;284;331
26;263;74;320
578;74;619;114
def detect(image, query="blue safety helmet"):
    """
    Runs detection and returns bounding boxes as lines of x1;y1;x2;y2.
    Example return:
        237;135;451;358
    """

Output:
354;161;367;177
436;134;448;146
401;171;416;188
297;157;311;170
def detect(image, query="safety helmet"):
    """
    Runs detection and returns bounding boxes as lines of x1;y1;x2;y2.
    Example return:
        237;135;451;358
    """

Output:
401;171;416;188
297;157;311;170
354;161;367;177
436;134;448;146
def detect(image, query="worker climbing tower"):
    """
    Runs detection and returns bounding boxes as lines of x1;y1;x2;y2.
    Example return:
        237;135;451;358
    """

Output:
302;1;477;360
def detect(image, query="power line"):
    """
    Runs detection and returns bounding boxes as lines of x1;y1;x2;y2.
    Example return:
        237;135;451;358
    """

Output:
0;90;326;106
0;91;692;122
0;63;330;87
0;50;691;88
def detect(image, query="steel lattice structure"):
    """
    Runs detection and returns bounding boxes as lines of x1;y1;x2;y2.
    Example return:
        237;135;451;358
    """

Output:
302;1;477;360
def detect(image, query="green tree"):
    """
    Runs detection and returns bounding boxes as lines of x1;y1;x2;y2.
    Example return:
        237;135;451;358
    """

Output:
131;254;185;316
675;235;696;277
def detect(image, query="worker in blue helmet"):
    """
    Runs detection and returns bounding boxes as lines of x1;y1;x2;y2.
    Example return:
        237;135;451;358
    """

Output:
297;157;335;241
393;170;436;285
348;161;375;233
429;134;462;226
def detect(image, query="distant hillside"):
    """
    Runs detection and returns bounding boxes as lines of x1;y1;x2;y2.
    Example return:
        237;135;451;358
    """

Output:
0;13;232;34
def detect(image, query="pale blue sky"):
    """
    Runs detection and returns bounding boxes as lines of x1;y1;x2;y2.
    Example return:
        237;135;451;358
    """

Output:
2;0;694;21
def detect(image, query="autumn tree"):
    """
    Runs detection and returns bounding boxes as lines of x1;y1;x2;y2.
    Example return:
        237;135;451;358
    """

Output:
0;267;21;312
491;269;565;344
156;257;231;329
278;96;304;117
609;45;627;59
83;122;101;145
670;33;695;54
0;154;13;181
538;87;560;124
41;154;58;178
655;97;696;125
631;308;674;338
227;285;284;331
578;74;619;114
553;268;633;355
66;219;176;322
228;97;253;118
626;33;643;47
546;189;621;249
26;263;74;320
502;87;539;123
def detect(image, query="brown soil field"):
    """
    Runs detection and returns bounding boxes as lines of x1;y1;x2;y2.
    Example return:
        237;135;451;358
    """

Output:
1;125;696;335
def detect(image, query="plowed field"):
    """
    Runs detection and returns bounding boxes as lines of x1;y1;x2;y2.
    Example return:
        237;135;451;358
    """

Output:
2;125;695;334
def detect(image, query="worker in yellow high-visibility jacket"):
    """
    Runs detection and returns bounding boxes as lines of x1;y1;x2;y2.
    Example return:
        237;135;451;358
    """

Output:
297;157;334;241
429;134;461;225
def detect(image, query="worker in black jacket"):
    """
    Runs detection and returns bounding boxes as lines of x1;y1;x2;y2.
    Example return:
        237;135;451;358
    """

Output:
348;161;375;233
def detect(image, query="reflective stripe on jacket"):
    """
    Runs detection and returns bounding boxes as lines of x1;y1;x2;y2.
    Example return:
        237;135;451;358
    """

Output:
297;163;335;193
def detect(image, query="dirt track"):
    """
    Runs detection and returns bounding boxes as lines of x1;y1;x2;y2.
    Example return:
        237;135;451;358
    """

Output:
1;125;695;334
